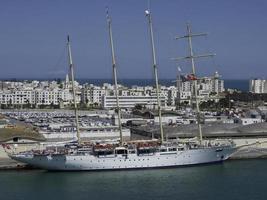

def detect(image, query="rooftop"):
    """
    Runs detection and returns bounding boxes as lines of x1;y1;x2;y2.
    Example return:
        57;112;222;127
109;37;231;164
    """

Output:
131;122;267;139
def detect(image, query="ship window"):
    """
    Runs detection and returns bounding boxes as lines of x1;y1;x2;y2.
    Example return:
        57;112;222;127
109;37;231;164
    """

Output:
115;149;127;155
129;150;136;154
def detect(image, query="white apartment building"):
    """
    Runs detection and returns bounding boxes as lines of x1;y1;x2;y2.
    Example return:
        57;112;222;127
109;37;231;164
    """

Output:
197;72;224;94
0;88;73;107
168;86;178;106
0;72;224;109
81;85;108;106
0;89;35;105
250;79;267;93
35;88;73;106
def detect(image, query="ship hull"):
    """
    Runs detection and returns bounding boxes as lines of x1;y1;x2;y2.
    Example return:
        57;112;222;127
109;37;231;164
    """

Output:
10;146;235;171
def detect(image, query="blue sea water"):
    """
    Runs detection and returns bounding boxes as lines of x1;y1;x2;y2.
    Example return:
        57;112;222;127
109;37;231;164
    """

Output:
224;79;249;92
0;159;266;200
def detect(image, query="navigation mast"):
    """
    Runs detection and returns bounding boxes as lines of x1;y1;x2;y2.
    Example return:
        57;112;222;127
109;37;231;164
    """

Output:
67;35;81;145
106;9;123;146
173;24;215;144
176;66;182;109
145;10;164;143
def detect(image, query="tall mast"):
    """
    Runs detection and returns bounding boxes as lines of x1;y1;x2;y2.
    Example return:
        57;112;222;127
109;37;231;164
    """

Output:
106;9;123;146
176;66;181;109
67;35;81;145
145;10;164;143
187;24;203;143
173;23;215;144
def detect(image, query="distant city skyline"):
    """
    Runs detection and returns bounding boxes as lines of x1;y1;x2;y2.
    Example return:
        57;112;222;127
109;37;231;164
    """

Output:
0;0;267;80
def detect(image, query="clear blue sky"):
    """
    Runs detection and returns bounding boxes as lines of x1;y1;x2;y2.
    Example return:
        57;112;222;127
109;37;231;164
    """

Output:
0;0;267;80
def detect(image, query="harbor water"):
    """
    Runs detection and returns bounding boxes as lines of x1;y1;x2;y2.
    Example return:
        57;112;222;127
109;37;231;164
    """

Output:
0;159;266;200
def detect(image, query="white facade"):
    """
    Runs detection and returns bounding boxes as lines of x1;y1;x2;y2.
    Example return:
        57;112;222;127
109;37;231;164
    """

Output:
0;90;35;105
239;118;264;125
81;85;107;106
35;89;73;105
175;71;224;105
250;79;267;94
102;95;167;109
0;88;73;106
0;72;224;109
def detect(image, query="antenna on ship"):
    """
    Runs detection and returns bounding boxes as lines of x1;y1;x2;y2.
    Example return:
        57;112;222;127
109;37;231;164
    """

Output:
106;8;123;146
145;9;164;144
172;23;215;144
67;35;81;145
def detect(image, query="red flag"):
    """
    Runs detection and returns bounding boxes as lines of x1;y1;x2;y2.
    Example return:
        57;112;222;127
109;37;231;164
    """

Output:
186;74;197;80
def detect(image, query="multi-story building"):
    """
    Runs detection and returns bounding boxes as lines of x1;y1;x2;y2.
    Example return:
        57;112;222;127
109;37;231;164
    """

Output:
0;89;35;105
34;88;73;106
81;84;107;106
0;71;224;109
102;95;167;109
175;72;224;105
250;79;267;94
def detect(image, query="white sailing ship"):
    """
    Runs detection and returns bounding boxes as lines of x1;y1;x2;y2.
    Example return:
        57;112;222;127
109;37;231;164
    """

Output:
8;9;236;171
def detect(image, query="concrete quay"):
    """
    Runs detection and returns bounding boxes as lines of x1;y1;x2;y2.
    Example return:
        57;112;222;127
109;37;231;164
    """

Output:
0;144;35;169
0;158;27;170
